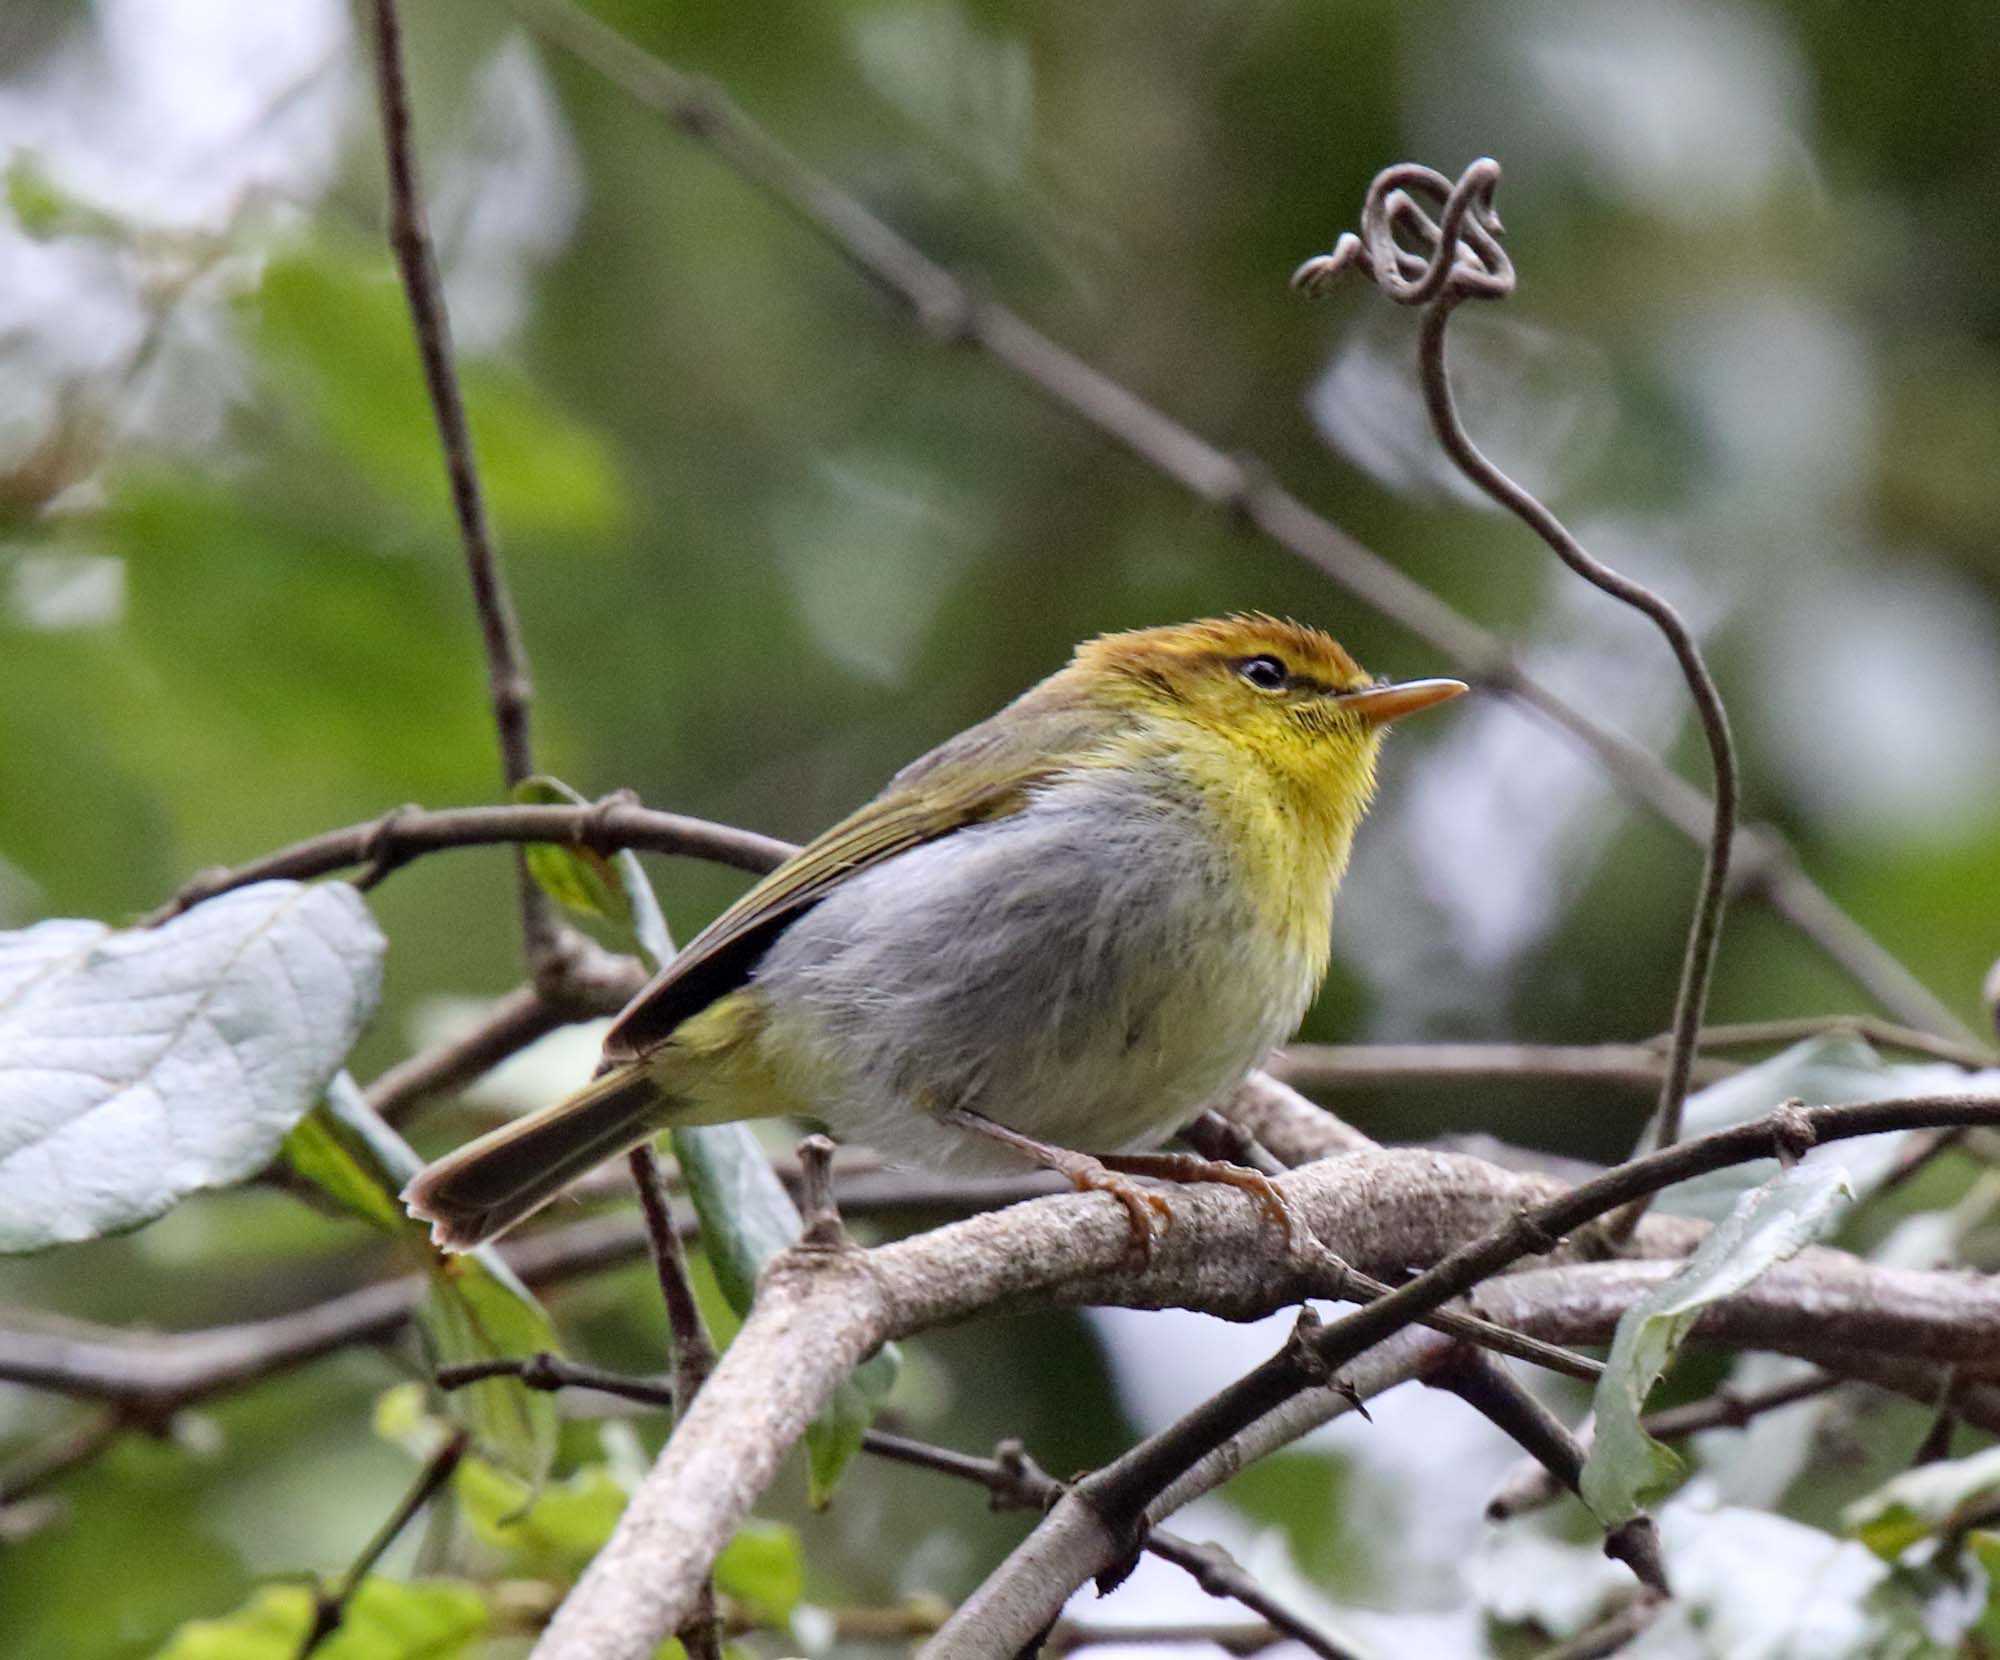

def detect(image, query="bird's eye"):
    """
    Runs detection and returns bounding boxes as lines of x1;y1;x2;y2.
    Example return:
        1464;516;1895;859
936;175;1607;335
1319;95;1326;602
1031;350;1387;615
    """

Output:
1237;655;1288;691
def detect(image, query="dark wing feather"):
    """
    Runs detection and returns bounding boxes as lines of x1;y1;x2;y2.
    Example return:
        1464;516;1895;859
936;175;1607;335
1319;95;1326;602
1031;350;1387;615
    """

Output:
600;689;1097;1061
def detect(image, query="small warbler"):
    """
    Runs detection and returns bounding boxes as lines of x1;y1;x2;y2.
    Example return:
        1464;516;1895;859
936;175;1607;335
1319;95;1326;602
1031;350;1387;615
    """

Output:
405;615;1463;1250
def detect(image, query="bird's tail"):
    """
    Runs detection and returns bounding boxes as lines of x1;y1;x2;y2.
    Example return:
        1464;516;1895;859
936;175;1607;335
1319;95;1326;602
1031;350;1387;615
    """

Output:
403;1064;676;1251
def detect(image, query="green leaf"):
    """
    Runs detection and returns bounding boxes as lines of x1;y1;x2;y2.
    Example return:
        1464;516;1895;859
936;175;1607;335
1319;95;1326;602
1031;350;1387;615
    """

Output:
805;1347;898;1510
672;1124;805;1316
713;1519;804;1625
0;882;384;1252
321;1076;561;1488
148;1579;487;1660
282;1105;409;1235
454;1456;628;1579
513;776;633;930
420;1262;561;1489
1582;1162;1853;1525
609;845;677;969
1845;1445;2000;1558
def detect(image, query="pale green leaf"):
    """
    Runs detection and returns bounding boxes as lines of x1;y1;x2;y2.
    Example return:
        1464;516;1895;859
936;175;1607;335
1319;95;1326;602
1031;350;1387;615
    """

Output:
805;1347;898;1510
454;1456;628;1579
322;1075;560;1486
513;776;633;929
5;153;127;242
282;1105;409;1235
0;882;384;1252
1656;1033;1998;1221
1582;1162;1852;1524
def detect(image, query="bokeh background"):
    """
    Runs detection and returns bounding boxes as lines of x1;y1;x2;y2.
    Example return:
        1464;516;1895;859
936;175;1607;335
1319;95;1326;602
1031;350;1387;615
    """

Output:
1;0;1996;1655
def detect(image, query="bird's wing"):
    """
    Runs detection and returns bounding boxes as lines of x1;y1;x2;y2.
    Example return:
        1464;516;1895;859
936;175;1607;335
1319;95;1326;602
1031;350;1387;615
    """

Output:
600;691;1098;1061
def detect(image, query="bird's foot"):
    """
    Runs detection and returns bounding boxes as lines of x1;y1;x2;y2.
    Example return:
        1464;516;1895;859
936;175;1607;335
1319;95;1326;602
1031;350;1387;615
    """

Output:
1099;1152;1309;1255
1060;1157;1176;1260
939;1107;1174;1260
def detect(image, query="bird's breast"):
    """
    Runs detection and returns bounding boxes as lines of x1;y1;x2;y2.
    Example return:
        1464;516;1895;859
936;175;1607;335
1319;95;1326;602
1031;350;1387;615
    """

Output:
747;762;1338;1163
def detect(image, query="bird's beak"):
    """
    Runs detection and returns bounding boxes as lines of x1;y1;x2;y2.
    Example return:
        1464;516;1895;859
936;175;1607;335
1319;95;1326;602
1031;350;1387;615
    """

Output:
1338;677;1468;725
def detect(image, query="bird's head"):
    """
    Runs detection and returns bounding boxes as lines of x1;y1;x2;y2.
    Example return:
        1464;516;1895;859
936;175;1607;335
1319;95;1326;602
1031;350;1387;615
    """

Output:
1071;613;1466;812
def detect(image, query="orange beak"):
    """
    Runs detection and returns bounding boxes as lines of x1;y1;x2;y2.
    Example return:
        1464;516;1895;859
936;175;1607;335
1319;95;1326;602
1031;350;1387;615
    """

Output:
1338;677;1468;725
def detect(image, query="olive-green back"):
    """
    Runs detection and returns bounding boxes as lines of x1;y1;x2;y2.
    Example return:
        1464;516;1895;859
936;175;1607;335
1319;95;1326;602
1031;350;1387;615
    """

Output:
601;686;1102;1062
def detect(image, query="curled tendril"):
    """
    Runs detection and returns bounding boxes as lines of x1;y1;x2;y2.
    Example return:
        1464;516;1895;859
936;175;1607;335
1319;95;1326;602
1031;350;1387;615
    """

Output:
1290;152;1739;1245
1290;158;1513;305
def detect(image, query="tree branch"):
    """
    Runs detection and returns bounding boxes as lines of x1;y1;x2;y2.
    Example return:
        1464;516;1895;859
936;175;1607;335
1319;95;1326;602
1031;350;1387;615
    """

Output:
149;798;790;924
1274;1041;1738;1096
1672;1017;1994;1071
369;0;534;793
919;1092;2000;1659
1428;1346;1667;1596
367;983;574;1126
512;1093;2000;1660
1485;1369;1841;1521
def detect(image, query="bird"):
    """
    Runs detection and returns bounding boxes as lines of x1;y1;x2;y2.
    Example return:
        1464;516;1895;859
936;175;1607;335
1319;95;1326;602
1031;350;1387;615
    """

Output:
404;615;1465;1251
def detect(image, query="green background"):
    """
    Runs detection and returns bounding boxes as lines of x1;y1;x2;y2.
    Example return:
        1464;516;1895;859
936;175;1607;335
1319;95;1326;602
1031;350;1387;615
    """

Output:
1;0;1996;1654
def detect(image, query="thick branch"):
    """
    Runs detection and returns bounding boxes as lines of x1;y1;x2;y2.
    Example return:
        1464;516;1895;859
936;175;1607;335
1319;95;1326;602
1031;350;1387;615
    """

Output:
527;1093;2000;1660
919;1093;2000;1659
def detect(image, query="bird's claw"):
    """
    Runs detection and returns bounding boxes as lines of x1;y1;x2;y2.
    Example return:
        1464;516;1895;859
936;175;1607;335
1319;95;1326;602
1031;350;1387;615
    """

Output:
1067;1162;1175;1261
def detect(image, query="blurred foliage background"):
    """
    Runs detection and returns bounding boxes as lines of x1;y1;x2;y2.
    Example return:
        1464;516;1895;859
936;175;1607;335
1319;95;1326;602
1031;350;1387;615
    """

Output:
0;0;1996;1655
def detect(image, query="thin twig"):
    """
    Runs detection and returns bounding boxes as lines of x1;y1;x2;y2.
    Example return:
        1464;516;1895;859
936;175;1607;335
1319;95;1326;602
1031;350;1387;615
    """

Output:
1274;1041;1737;1096
1676;1017;1995;1070
1487;1370;1841;1521
1298;159;1738;1234
149;798;791;923
1430;275;1735;1235
368;0;533;792
1638;1369;1838;1440
368;984;572;1126
299;1428;468;1659
1430;1347;1667;1595
437;1352;674;1408
858;1433;1368;1660
368;0;577;988
511;0;1968;1043
1530;1596;1666;1660
0;1408;126;1506
626;1146;719;1419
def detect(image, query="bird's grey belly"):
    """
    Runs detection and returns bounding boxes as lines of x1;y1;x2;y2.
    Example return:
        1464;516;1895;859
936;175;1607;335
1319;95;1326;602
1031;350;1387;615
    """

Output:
750;787;1318;1173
